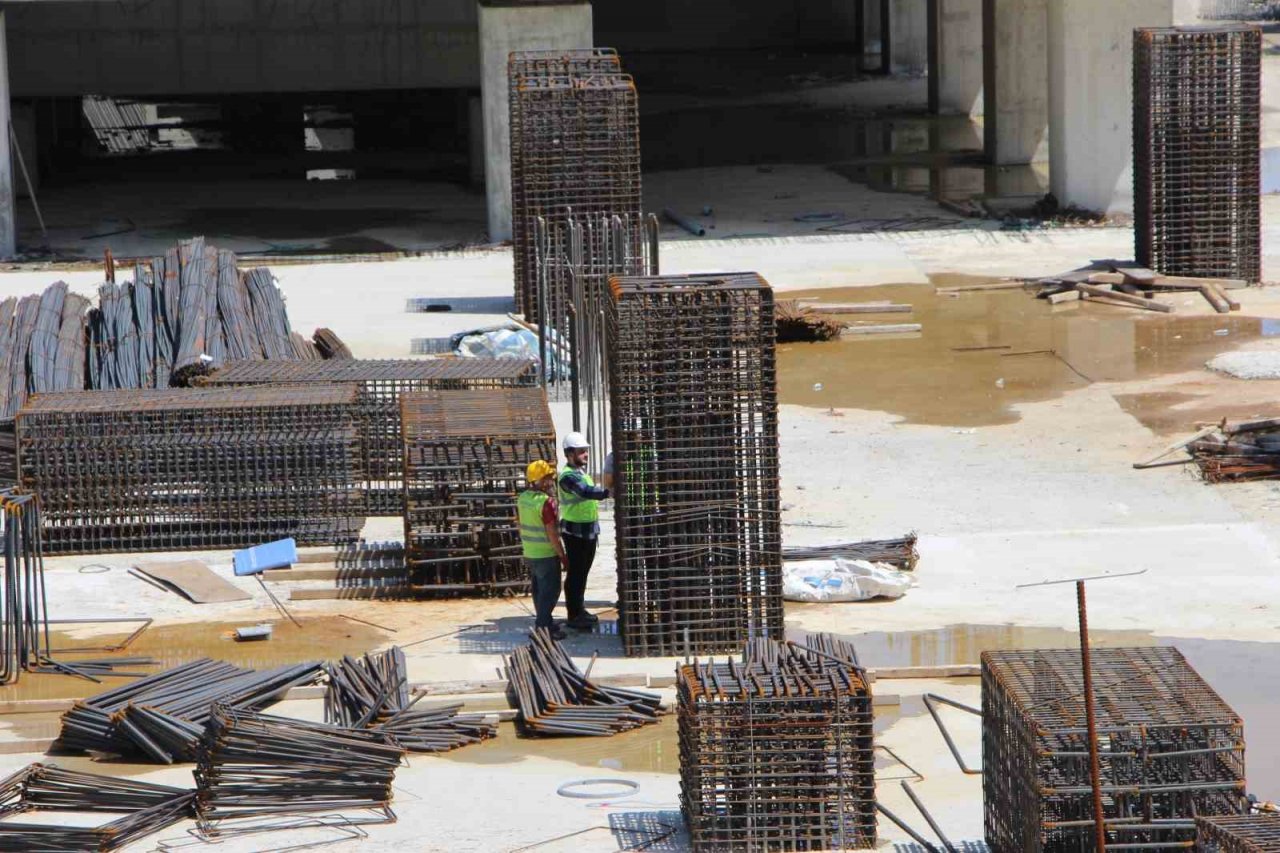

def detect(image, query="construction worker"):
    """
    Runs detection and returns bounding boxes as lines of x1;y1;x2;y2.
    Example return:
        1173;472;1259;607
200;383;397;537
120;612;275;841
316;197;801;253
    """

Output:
518;459;569;639
558;432;611;630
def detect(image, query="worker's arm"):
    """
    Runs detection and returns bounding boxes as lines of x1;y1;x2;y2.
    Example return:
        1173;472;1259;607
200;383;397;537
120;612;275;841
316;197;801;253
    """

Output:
542;498;569;569
562;469;610;500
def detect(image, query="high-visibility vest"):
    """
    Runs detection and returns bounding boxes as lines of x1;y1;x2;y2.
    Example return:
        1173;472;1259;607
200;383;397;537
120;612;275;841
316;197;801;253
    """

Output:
559;465;600;524
517;490;555;559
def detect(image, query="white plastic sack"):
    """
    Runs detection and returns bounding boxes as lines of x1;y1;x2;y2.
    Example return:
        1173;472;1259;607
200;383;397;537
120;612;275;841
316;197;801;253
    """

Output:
782;558;912;603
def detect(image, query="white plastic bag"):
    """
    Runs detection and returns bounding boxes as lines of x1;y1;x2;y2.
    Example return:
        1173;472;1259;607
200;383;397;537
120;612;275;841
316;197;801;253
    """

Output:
782;558;912;603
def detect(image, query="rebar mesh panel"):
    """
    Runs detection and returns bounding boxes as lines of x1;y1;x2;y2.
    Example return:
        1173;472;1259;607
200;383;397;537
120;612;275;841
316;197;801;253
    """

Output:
677;646;875;851
509;48;641;318
1134;25;1261;282
16;385;364;554
401;387;554;595
203;358;536;514
1198;815;1280;851
607;273;782;657
983;646;1247;853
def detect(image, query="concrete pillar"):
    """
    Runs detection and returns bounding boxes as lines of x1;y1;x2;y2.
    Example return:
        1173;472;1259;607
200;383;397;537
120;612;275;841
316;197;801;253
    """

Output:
1047;0;1199;214
11;101;35;199
0;12;12;259
478;0;593;242
891;0;930;74
983;0;1049;165
937;0;984;116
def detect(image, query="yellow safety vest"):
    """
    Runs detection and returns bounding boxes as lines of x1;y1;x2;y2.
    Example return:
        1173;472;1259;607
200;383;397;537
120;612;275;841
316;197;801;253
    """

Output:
559;465;600;524
517;490;555;559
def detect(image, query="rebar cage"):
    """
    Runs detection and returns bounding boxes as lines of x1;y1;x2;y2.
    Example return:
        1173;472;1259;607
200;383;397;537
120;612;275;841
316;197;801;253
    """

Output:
202;358;537;515
982;647;1247;853
509;48;641;319
1134;25;1262;282
16;386;365;554
401;386;555;595
1198;815;1280;852
607;273;782;657
677;636;875;851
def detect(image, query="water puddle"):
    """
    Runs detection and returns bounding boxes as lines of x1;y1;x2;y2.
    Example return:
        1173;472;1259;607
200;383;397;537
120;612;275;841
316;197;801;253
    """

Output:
779;281;1269;426
440;715;681;775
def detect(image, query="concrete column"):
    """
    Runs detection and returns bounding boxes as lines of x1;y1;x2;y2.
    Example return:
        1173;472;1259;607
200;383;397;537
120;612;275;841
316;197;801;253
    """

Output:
891;0;930;74
11;101;35;199
937;0;984;116
983;0;1049;165
0;12;12;259
478;0;593;242
1047;0;1198;214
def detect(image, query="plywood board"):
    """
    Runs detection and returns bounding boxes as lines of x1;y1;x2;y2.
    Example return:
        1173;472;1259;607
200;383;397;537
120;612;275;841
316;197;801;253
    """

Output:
133;560;251;603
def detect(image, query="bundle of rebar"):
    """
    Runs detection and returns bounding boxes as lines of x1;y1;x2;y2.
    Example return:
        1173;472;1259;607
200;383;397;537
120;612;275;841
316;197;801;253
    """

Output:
509;48;641;319
1187;417;1280;482
401;387;555;595
607;273;783;657
532;212;659;454
0;763;196;852
17;385;364;554
194;703;405;829
56;658;325;763
677;635;875;851
0;283;89;424
776;300;846;343
202;358;537;514
1198;814;1280;851
983;646;1246;853
325;646;498;752
0;489;48;685
1134;26;1261;283
782;534;919;570
504;629;664;737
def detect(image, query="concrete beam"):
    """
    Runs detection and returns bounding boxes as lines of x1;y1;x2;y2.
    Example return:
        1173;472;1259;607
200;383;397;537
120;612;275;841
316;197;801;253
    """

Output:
0;13;13;260
477;1;593;243
983;0;1049;165
1047;0;1199;214
936;0;984;116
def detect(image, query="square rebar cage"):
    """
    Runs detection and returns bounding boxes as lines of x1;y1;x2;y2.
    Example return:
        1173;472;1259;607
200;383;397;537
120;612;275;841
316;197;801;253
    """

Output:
401;386;555;595
202;358;537;515
509;48;641;319
16;386;364;554
677;638;875;851
1134;25;1261;282
607;273;782;657
1198;815;1280;852
983;647;1247;853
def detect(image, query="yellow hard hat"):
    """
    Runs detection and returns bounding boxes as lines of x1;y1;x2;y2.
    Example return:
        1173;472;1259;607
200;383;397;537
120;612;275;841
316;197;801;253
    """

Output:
526;460;556;483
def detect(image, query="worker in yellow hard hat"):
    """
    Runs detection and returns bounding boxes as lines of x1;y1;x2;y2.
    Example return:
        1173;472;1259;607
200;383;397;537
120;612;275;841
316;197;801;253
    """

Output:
517;459;569;639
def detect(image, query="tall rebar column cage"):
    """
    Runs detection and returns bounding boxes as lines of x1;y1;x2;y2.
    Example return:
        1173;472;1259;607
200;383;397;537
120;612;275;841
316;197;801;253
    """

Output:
401;386;555;596
201;358;537;515
982;646;1247;853
509;48;641;319
677;637;875;851
16;386;365;554
1198;814;1280;851
1134;25;1262;282
607;273;782;657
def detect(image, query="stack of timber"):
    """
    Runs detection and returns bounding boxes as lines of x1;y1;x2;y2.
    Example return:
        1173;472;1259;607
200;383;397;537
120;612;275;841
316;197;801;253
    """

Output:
1029;262;1244;313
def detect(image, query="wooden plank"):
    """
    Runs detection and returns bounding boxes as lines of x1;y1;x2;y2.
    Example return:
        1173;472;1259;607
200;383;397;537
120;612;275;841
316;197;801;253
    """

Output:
798;301;912;315
1225;417;1280;434
265;567;408;583
1198;285;1231;314
1209;283;1240;312
841;323;923;336
1047;290;1081;305
132;560;251;604
1113;266;1158;285
935;281;1025;293
290;586;417;601
869;664;981;678
1077;284;1173;312
1087;272;1126;285
1153;275;1249;290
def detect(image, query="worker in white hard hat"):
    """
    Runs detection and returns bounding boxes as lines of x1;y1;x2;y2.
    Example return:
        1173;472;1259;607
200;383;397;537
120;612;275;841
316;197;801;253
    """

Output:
557;432;611;630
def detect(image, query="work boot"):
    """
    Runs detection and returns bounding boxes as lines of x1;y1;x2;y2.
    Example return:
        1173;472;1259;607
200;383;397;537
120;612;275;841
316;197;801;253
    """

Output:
566;614;596;631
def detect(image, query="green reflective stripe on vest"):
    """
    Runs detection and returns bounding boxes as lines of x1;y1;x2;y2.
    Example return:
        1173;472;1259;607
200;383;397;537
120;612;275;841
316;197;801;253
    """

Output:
559;465;600;523
517;490;555;559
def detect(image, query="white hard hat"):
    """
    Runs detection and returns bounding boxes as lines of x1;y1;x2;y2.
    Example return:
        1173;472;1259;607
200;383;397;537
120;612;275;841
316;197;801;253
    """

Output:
562;432;590;450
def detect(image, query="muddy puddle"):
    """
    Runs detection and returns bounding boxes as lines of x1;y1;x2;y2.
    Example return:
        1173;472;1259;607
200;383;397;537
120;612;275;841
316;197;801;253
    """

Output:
0;616;387;703
441;714;681;775
778;281;1273;426
839;622;1280;797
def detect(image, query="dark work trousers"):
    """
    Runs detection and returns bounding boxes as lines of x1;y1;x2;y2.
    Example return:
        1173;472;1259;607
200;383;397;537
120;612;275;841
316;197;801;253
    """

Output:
563;534;597;619
527;556;562;629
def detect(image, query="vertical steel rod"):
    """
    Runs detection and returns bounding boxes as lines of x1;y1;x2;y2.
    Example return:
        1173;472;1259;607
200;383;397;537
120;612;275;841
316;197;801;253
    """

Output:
1077;580;1108;853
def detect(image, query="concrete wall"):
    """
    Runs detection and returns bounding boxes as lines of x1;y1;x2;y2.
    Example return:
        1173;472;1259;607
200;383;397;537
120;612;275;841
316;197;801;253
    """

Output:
595;2;859;53
984;0;1049;165
938;0;983;116
891;0;930;73
1047;0;1198;213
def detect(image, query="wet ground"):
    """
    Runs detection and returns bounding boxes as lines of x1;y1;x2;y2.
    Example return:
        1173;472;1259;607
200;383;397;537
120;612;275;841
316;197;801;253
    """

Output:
778;280;1276;426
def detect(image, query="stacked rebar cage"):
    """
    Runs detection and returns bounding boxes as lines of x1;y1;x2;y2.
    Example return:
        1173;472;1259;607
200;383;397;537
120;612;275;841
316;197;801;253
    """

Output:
677;636;875;851
201;358;537;514
1134;25;1262;282
401;386;555;595
16;386;364;554
607;273;782;656
983;646;1247;853
509;48;641;320
1198;815;1280;851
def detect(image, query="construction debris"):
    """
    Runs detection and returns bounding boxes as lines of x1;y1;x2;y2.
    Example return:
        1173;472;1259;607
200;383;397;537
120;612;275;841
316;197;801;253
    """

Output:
678;635;875;851
1181;418;1280;482
0;764;196;852
504;630;664;737
608;273;783;656
782;534;920;570
776;299;845;342
17;385;365;554
1197;814;1280;851
983;647;1246;852
325;647;498;752
1028;262;1248;314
